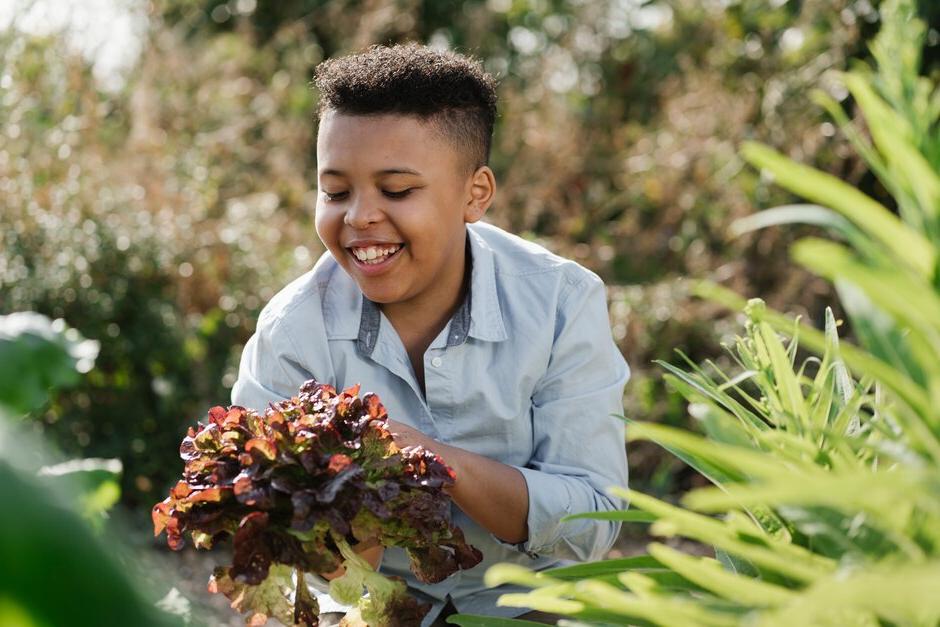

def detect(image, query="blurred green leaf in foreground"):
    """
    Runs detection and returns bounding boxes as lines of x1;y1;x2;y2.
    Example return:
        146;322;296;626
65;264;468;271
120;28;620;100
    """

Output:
0;312;98;416
0;313;184;627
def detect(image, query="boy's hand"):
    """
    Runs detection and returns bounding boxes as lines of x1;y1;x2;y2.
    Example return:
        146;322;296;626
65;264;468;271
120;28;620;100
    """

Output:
386;419;436;451
386;420;457;494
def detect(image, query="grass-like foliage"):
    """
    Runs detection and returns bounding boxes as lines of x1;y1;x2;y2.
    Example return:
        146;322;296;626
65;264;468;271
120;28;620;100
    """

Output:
456;0;940;625
154;379;482;626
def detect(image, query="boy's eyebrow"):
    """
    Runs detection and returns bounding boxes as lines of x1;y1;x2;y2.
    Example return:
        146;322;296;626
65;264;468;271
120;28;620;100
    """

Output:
320;167;423;177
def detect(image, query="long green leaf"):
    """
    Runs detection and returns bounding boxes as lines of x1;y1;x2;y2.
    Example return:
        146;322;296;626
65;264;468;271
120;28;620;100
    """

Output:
756;321;807;431
658;359;768;432
740;142;936;276
694;281;935;432
562;510;656;523
845;73;940;225
622;489;836;583
485;564;565;590
647;543;795;607
628;403;749;486
729;204;866;247
627;421;806;481
496;592;584;615
571;579;741;627
812;89;898;210
689;401;763;450
545;556;663;578
835;280;928;387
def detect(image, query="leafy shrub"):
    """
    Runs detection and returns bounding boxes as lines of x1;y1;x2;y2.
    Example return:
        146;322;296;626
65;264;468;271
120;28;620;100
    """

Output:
455;0;940;624
0;15;318;513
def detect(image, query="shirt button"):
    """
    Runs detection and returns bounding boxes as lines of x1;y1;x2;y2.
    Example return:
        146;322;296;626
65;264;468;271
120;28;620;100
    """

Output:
430;357;443;368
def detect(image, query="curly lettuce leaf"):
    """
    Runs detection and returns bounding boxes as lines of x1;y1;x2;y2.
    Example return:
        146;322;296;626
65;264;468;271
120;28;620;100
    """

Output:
208;563;318;626
155;378;481;626
333;539;429;627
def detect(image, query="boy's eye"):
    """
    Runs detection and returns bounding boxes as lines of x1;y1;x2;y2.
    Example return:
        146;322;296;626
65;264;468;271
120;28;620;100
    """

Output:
383;189;413;199
323;190;348;201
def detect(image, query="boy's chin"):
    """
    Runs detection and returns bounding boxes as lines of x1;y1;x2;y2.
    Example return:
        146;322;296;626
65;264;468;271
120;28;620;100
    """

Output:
335;255;414;305
353;282;405;306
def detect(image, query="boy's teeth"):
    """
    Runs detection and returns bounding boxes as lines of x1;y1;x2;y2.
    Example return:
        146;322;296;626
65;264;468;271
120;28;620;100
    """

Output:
352;245;401;264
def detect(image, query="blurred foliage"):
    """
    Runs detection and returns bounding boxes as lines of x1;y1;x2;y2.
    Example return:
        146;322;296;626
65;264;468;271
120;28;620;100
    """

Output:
0;312;120;528
0;454;183;627
0;311;98;415
0;313;182;627
1;0;938;524
0;3;317;515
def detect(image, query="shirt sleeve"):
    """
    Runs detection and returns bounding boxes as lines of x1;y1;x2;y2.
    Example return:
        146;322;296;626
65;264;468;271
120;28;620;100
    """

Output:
503;272;630;562
231;310;318;412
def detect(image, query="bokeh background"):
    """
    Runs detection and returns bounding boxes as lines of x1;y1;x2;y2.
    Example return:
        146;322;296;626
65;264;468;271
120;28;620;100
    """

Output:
1;0;938;623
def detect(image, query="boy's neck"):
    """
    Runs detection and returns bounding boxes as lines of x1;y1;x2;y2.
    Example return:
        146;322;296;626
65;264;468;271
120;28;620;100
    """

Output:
381;236;472;381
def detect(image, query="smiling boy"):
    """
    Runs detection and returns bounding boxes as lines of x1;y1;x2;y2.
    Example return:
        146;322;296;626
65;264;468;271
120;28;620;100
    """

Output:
232;43;629;625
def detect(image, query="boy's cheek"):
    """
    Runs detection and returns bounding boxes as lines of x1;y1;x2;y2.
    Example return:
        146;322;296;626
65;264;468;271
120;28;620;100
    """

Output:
314;215;341;252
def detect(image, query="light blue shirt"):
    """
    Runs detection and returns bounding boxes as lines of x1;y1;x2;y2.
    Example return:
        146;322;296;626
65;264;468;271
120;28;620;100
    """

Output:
232;221;630;623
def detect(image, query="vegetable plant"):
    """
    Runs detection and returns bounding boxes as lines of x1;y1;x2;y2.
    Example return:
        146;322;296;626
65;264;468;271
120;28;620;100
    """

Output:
153;379;482;626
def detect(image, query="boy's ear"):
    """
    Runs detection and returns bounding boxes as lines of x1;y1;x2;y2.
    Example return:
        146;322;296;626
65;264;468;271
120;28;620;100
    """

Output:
464;165;496;224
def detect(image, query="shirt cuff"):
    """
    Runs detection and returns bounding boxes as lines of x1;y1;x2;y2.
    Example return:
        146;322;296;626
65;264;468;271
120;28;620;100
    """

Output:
490;465;572;559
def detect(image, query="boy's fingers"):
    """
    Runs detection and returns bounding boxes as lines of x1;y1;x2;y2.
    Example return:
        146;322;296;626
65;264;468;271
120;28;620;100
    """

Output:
385;419;423;447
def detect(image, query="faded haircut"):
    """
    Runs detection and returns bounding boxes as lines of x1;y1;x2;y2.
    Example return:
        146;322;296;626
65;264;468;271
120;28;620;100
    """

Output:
314;43;498;174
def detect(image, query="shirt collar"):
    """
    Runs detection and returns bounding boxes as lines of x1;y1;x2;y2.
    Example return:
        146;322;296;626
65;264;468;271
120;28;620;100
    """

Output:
466;223;508;343
323;224;508;351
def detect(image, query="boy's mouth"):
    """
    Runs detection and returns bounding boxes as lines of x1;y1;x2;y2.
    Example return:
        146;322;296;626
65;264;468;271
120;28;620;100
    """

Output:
348;244;403;266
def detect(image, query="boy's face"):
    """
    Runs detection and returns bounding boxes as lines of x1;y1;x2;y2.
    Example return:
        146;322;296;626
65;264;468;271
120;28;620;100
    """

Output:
315;111;492;313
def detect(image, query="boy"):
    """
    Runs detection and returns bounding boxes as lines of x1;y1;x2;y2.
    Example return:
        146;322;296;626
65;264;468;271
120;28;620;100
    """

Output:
232;43;629;625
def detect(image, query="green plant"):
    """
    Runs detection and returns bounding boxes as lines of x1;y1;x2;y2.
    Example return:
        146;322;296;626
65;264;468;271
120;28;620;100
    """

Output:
0;312;98;417
0;313;121;528
0;313;182;627
451;0;940;624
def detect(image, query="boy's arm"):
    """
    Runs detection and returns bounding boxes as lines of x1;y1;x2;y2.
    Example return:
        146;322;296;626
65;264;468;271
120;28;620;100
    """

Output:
512;273;629;560
392;273;629;560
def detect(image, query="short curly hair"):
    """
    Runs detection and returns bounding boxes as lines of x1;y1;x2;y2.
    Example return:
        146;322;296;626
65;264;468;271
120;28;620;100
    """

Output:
314;43;498;174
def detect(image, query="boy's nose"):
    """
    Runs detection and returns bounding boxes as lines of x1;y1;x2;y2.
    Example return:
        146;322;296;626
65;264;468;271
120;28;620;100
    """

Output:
344;200;384;228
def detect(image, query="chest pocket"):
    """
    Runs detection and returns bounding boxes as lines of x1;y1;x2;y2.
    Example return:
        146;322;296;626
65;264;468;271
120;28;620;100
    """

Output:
446;374;536;467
